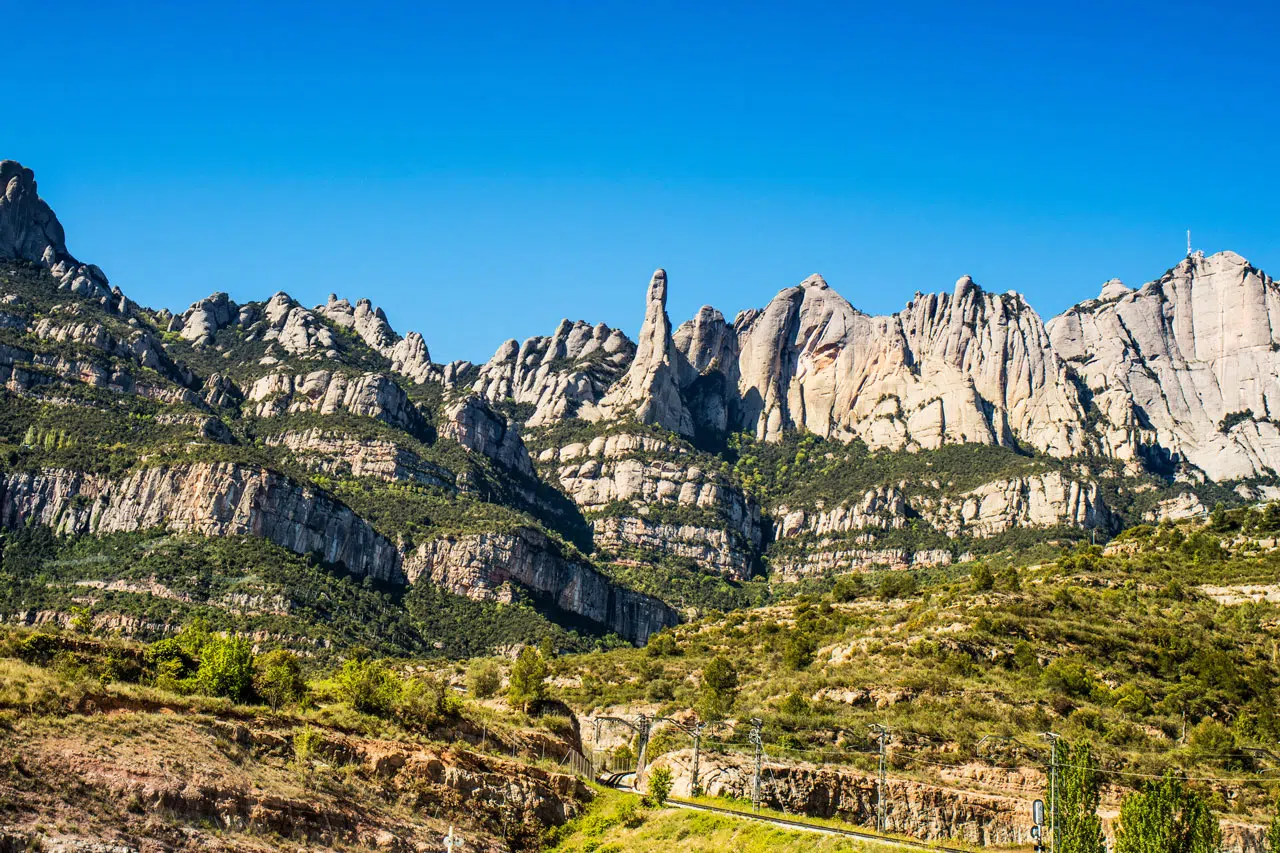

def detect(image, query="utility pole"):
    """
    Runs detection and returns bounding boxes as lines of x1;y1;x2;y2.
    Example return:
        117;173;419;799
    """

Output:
635;713;650;787
592;713;651;786
1040;731;1061;853
690;720;707;797
749;718;764;813
651;715;710;797
869;724;892;833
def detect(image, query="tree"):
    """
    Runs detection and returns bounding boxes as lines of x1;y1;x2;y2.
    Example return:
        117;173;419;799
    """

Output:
336;657;401;715
507;646;548;713
697;655;738;720
645;766;674;807
1268;799;1280;853
195;635;254;701
397;674;458;725
467;659;502;699
782;632;816;670
1114;772;1221;853
971;564;995;592
1051;740;1104;853
253;649;307;710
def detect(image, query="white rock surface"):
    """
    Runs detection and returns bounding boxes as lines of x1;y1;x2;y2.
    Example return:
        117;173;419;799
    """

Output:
584;270;694;433
1049;251;1280;480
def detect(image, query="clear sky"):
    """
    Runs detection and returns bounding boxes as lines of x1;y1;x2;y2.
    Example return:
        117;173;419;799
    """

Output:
7;1;1279;363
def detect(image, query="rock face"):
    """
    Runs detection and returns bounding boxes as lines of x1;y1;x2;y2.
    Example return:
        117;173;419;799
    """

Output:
473;319;635;426
0;160;112;301
440;394;537;477
543;432;763;579
0;464;405;583
732;274;1091;455
404;528;678;642
650;749;1039;847
265;429;453;487
1049;251;1280;480
584;270;694;434
247;370;427;437
916;472;1111;538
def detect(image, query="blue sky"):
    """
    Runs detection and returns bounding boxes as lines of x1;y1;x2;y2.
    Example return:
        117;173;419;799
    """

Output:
7;1;1279;362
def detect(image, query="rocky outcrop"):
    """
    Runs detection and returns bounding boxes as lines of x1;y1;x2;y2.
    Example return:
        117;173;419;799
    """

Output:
439;394;536;477
776;488;909;538
584;270;694;434
732;274;1091;455
1144;491;1208;522
770;546;961;583
651;749;1038;847
543;432;763;578
0;464;404;582
1049;251;1280;481
404;527;678;643
0;160;114;302
915;471;1111;538
247;369;426;436
473;319;634;426
266;429;453;487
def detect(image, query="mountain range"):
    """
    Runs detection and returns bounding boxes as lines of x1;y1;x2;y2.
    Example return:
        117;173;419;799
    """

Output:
2;157;1276;649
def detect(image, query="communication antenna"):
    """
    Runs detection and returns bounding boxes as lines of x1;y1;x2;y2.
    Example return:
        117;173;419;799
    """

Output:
1187;230;1192;257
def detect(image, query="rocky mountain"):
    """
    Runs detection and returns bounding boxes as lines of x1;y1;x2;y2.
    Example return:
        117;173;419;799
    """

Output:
2;158;1279;650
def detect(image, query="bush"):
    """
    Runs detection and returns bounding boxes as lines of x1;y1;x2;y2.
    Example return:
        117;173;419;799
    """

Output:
195;635;254;701
831;574;868;602
466;659;502;699
971;564;995;592
645;766;673;806
397;674;458;726
782;633;816;670
254;649;307;709
336;657;401;715
878;572;918;600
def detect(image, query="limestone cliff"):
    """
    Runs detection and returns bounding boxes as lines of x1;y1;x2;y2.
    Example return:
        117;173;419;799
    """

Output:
1049;250;1280;480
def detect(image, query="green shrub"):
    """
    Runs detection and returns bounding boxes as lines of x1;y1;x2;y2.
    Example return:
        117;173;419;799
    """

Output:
336;657;401;715
253;649;307;709
195;635;254;701
645;766;673;806
466;659;502;699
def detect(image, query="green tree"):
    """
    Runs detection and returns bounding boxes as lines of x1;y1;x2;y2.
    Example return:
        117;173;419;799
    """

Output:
336;657;401;715
508;646;548;713
645;765;674;807
1114;772;1221;853
195;635;254;701
971;564;995;592
1268;799;1280;853
697;655;738;720
397;674;458;725
253;649;307;710
1051;740;1104;853
467;659;502;699
782;632;816;670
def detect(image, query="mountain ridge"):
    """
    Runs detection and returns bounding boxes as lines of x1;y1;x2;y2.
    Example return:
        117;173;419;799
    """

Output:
1;157;1276;652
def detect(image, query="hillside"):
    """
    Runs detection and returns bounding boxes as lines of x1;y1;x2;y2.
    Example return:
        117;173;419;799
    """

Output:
2;158;1280;850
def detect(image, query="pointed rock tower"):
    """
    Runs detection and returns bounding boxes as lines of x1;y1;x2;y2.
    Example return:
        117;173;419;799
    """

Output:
585;269;694;435
0;160;112;300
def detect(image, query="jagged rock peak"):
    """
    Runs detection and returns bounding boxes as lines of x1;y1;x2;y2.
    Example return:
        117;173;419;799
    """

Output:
583;268;694;435
0;160;113;302
473;317;634;425
317;293;400;354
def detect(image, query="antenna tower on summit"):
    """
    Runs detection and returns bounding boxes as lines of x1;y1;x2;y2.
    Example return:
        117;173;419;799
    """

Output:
1187;230;1192;257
